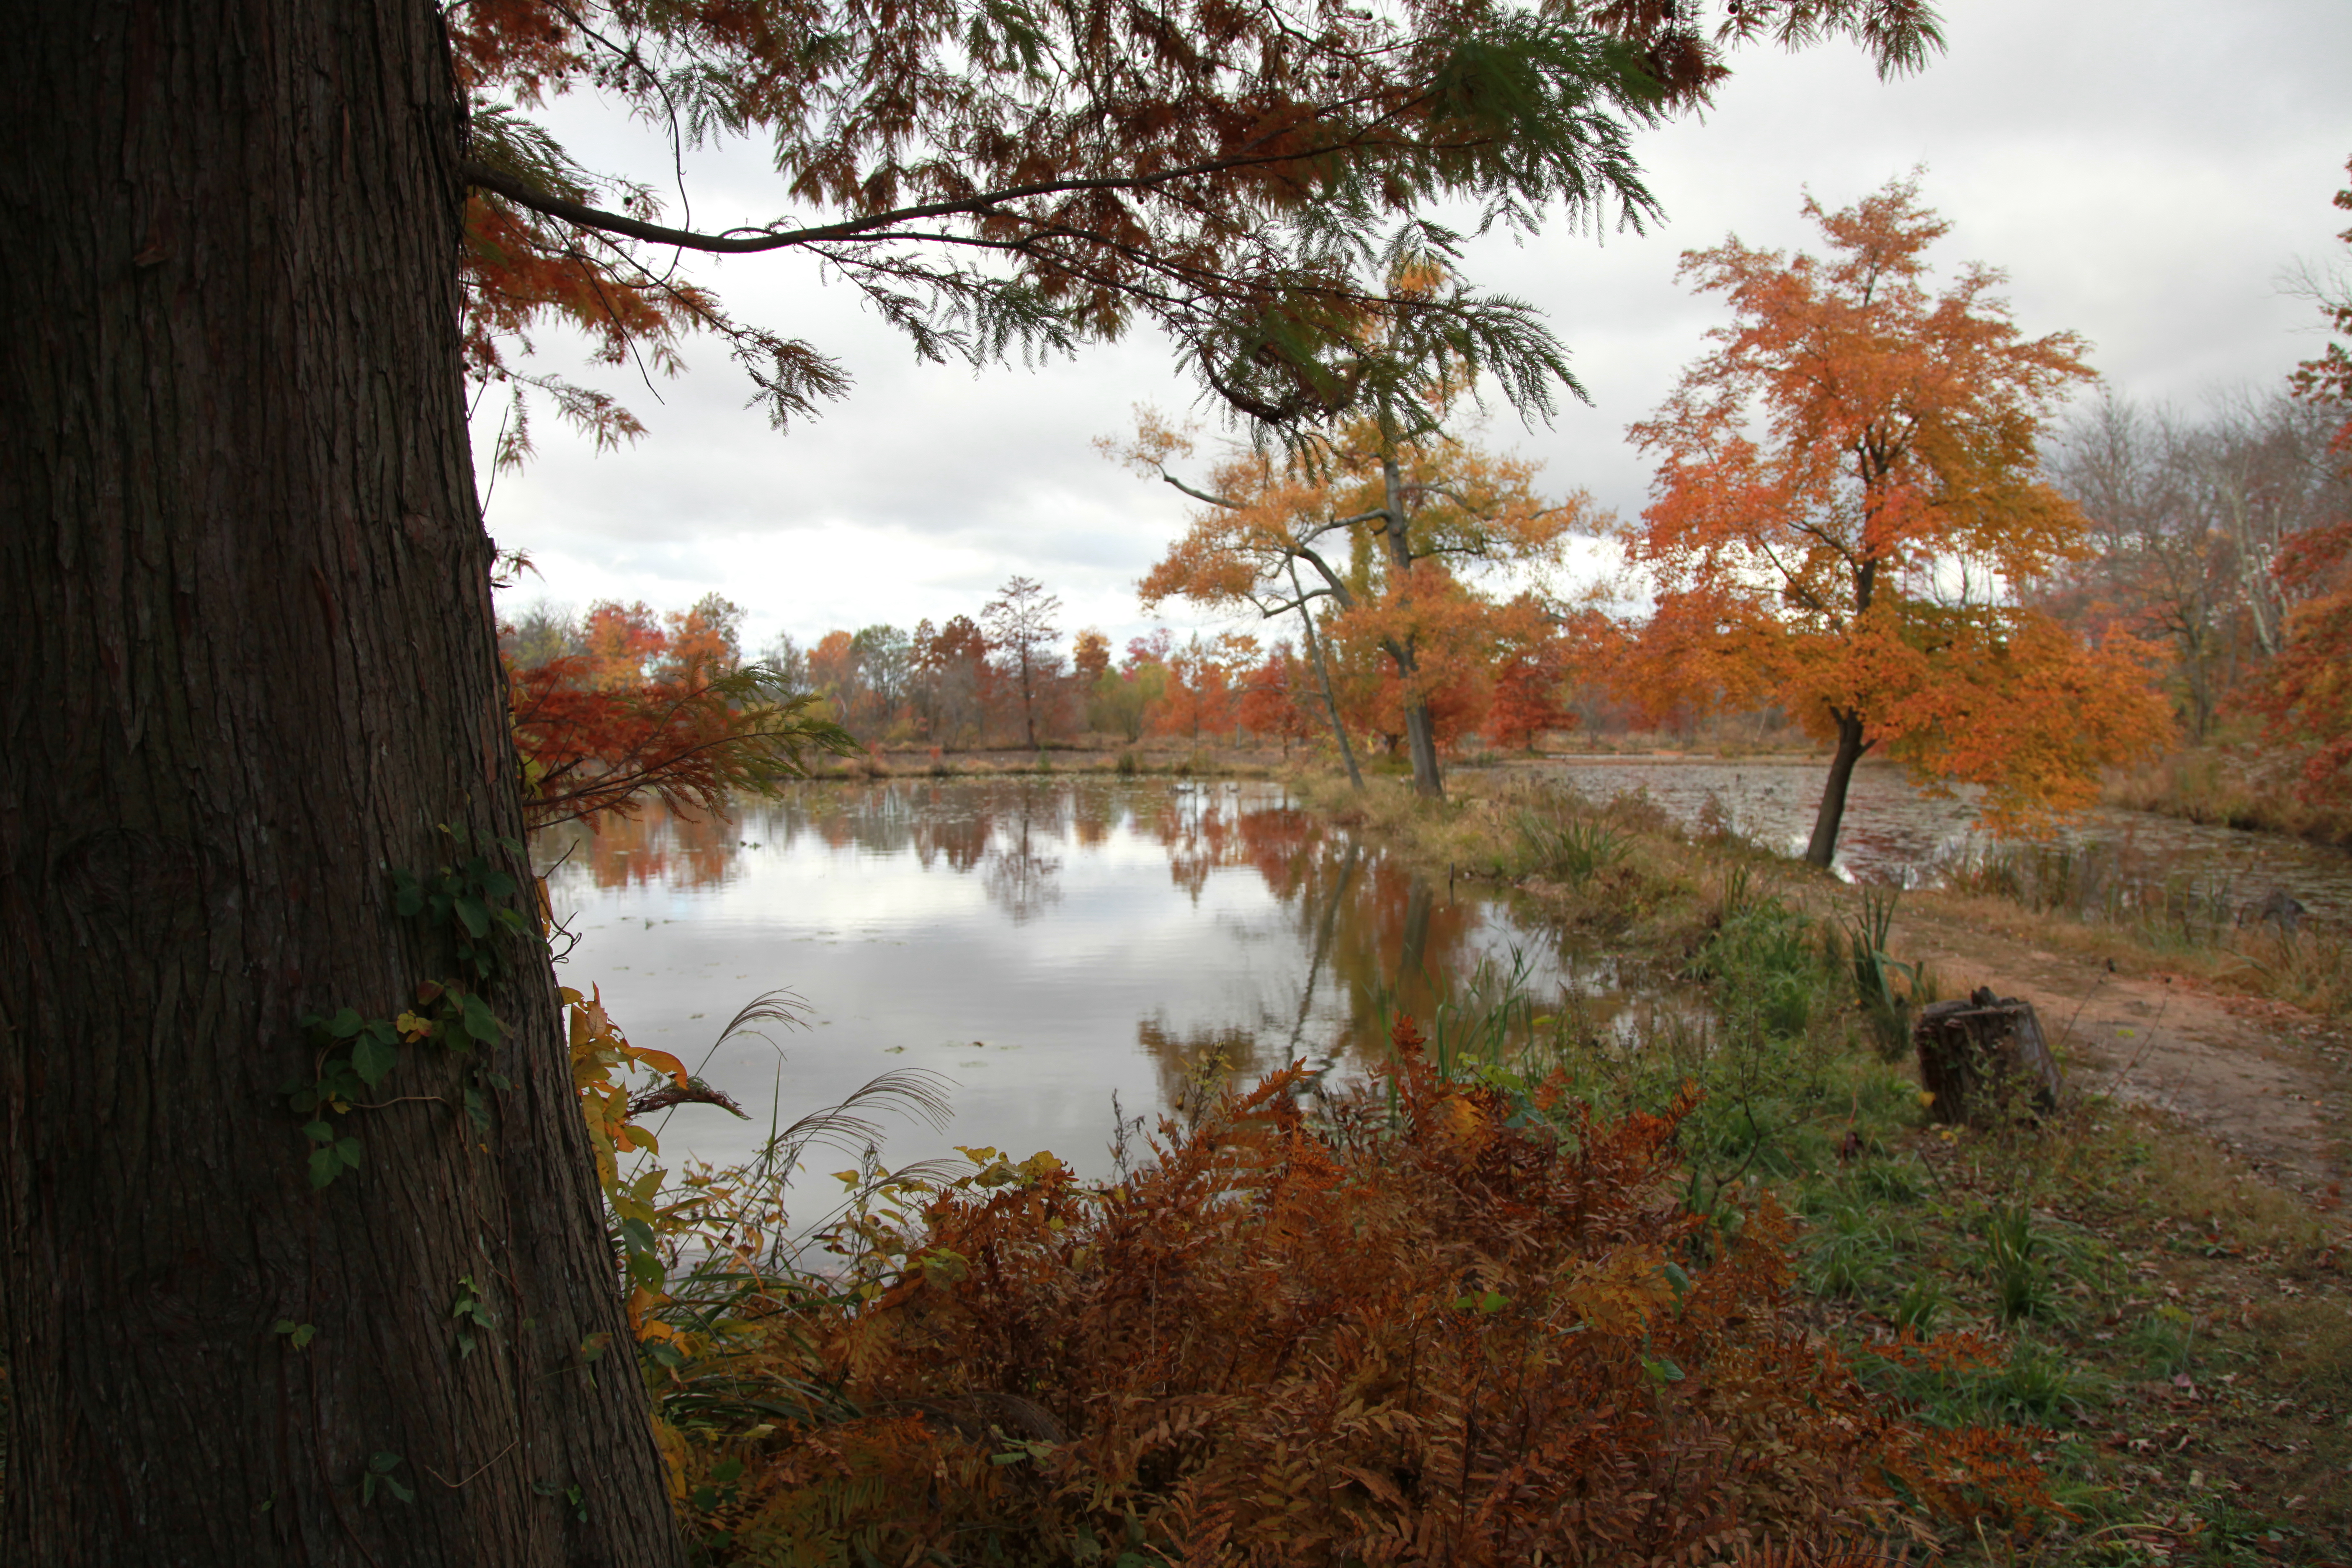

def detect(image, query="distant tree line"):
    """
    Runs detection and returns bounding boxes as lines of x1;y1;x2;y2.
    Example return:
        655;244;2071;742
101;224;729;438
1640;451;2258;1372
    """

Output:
503;570;1573;763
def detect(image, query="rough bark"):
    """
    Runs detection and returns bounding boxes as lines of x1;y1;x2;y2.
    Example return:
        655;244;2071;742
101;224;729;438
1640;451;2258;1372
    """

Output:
1802;709;1871;869
1380;455;1446;800
0;3;688;1562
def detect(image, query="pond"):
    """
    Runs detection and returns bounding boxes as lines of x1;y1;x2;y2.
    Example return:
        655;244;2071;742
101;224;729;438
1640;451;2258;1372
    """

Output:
537;762;2349;1186
536;778;1655;1182
1539;756;2352;926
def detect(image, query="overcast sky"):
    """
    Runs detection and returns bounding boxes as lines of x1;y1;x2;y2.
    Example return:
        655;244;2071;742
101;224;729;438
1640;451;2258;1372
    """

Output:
477;0;2351;659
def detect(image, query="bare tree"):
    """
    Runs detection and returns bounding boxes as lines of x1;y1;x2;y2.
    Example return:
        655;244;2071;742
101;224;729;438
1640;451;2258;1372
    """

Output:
983;577;1065;748
2046;389;2348;739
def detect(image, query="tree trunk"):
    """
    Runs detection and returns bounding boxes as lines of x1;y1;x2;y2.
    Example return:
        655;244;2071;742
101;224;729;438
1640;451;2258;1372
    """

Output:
0;4;688;1563
1380;455;1444;800
1289;571;1364;792
1803;709;1871;869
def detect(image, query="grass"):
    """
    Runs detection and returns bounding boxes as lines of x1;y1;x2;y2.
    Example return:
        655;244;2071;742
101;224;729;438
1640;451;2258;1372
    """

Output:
1294;768;2352;1564
605;759;2347;1562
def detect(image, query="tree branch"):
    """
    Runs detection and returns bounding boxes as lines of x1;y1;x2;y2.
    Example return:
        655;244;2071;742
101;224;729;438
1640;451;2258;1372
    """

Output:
1161;472;1245;510
462;121;1457;258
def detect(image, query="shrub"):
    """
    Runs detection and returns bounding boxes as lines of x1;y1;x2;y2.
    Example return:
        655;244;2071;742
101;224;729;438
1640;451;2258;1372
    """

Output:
686;1019;2049;1565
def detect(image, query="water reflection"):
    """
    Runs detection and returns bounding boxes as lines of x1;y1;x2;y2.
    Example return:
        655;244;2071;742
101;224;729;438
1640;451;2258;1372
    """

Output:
534;779;1612;1179
537;766;2347;1186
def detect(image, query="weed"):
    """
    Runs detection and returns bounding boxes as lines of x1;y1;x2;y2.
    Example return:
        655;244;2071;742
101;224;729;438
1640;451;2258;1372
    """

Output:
1862;1335;2103;1429
1832;887;1939;1060
1983;1202;2057;1323
2124;1303;2196;1378
1514;808;1629;888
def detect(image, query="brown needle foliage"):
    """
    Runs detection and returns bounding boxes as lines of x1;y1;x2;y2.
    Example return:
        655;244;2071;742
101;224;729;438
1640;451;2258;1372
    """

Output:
683;1017;2048;1565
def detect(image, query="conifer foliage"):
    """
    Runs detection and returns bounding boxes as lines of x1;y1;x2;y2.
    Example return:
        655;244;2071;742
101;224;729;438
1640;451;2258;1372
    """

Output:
449;1;1945;446
662;1019;2046;1564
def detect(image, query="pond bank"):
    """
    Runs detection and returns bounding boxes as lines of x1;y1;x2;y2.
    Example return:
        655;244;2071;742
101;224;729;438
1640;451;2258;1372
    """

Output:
1277;764;2352;1562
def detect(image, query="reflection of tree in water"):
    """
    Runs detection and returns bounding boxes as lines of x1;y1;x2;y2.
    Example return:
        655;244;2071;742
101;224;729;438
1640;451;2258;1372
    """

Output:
541;805;743;890
832;782;918;857
1144;784;1249;899
1222;803;1485;1067
1122;804;1492;1105
1069;786;1115;848
913;795;994;873
1135;1016;1267;1122
977;782;1065;923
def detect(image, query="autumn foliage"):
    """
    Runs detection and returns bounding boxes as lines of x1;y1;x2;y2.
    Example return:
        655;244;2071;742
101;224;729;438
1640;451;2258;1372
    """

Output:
1620;177;2171;862
655;1018;2046;1564
505;598;850;829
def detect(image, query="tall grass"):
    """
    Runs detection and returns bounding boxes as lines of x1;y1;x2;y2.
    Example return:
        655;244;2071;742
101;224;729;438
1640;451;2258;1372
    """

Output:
1933;836;2351;1016
1827;887;1939;1059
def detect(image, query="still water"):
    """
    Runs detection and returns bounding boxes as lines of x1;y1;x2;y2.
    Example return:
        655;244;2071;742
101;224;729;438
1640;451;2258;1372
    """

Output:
1542;756;2352;924
536;779;1637;1180
537;765;2349;1180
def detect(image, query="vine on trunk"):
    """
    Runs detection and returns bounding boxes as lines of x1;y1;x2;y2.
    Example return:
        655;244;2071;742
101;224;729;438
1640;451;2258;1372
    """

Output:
283;824;535;1188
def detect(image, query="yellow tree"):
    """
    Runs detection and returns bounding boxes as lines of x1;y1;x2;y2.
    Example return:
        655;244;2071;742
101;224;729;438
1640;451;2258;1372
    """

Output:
1124;400;1595;796
1625;177;2171;866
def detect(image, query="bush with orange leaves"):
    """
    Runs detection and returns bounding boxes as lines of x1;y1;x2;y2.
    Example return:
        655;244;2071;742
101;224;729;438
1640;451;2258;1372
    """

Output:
682;1019;2049;1565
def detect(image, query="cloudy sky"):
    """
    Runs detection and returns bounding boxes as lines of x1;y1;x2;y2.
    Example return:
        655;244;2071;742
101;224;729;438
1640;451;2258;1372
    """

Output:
477;0;2350;659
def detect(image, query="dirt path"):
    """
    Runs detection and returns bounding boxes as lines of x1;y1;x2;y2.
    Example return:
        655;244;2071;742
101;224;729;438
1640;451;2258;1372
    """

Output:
1888;899;2352;1201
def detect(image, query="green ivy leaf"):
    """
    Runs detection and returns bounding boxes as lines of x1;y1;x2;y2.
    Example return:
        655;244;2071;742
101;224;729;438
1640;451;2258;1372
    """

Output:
452;896;490;939
461;991;501;1045
362;1452;413;1506
327;1008;364;1039
351;1032;398;1087
308;1147;346;1189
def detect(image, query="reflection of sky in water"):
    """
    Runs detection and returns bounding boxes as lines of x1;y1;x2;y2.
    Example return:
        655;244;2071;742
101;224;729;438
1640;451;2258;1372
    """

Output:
1542;758;2352;921
537;766;2347;1195
536;780;1637;1182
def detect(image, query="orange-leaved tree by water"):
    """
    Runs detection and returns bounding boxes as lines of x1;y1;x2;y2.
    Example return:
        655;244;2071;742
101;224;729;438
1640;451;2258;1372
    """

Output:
1486;594;1579;750
1126;390;1596;797
1623;176;2170;866
508;595;852;830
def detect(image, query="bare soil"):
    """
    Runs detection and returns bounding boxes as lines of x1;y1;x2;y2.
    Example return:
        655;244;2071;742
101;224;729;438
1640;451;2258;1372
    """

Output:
1891;895;2352;1208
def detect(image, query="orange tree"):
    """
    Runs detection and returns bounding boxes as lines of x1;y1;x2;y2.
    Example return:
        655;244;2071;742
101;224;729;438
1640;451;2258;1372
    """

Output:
6;0;1945;1559
1129;397;1596;796
2248;156;2352;807
1487;595;1578;749
1622;177;2170;866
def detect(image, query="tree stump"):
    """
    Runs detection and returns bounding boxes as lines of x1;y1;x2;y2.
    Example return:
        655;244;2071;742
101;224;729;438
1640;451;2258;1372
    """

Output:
1913;987;2065;1127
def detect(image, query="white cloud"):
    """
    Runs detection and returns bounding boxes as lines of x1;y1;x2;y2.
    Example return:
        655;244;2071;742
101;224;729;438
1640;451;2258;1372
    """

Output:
482;0;2352;656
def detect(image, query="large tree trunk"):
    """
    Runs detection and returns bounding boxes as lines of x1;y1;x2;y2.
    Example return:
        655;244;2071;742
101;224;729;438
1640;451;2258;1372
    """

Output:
1803;709;1872;869
0;4;688;1563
